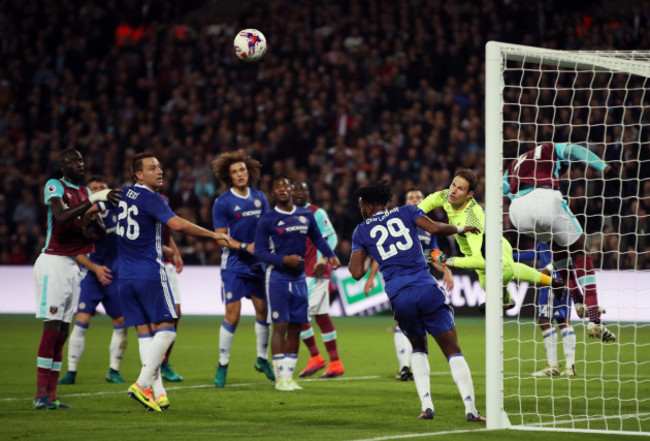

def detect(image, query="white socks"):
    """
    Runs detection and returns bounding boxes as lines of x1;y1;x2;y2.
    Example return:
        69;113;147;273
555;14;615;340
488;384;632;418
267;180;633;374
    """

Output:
411;351;433;411
136;329;176;389
282;354;298;381
542;327;559;367
272;354;285;382
67;322;88;371
219;321;236;365
109;325;128;371
394;327;412;370
255;320;270;360
67;322;126;373
448;354;477;416
271;354;297;382
561;326;576;367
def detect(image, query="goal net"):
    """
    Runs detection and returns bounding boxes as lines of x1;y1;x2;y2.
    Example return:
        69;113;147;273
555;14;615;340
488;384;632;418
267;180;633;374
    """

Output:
485;42;650;435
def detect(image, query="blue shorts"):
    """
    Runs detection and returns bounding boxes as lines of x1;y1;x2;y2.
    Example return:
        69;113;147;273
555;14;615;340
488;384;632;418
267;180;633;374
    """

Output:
537;288;571;320
265;270;308;324
119;279;178;327
78;272;123;318
391;284;455;337
221;271;265;304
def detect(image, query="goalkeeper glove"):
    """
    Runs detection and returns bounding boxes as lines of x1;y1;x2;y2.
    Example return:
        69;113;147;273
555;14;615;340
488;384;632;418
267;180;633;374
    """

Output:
426;249;448;265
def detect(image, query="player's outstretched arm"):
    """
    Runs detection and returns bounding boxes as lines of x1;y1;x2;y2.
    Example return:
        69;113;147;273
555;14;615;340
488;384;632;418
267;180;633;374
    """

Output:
50;197;94;224
167;216;232;245
50;188;122;223
415;216;479;236
214;227;251;252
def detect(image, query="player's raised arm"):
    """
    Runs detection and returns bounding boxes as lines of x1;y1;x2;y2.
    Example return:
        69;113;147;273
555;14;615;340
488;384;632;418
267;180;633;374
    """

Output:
417;190;445;214
555;143;608;171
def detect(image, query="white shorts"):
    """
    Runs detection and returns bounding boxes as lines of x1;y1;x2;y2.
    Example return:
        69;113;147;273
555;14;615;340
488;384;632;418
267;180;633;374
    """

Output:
34;253;81;323
509;188;583;247
306;276;330;316
164;263;181;304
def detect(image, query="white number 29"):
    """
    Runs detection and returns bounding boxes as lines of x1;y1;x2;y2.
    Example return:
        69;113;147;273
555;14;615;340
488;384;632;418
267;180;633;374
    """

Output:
116;200;140;240
370;218;413;260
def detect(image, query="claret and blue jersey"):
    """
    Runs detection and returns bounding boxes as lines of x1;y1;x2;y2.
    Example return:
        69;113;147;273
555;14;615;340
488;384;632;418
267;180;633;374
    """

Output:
42;178;94;256
351;204;438;299
212;187;269;277
503;142;608;199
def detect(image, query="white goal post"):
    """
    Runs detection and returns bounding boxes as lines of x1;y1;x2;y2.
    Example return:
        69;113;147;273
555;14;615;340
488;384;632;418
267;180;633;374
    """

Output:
485;41;650;435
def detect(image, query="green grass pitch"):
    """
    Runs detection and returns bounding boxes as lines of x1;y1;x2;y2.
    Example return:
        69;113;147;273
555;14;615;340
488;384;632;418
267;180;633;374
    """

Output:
1;314;648;440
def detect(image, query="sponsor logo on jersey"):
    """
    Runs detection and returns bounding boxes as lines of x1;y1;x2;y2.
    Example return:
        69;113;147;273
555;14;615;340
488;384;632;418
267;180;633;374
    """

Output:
47;184;57;193
277;220;285;226
298;216;306;224
254;199;262;207
284;225;308;233
236;209;261;220
234;205;241;211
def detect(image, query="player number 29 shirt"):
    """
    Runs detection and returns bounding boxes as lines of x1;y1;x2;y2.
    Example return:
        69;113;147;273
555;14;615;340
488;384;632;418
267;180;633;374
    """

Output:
351;204;437;299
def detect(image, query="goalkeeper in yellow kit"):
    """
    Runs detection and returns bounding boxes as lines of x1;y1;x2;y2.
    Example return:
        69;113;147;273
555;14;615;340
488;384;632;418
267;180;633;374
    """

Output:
418;168;565;309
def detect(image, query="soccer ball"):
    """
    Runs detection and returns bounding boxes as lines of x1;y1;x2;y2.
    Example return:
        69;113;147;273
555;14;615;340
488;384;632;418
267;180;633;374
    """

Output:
233;29;267;63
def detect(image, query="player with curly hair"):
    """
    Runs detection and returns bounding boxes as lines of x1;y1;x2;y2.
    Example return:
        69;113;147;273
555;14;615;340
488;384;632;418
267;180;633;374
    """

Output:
211;150;275;387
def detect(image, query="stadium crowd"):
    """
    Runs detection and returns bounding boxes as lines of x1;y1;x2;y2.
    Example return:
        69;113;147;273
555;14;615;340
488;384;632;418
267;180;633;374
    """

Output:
0;0;648;269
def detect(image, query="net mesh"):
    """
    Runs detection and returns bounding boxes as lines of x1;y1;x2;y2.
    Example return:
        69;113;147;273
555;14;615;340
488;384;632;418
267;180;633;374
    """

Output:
499;49;650;433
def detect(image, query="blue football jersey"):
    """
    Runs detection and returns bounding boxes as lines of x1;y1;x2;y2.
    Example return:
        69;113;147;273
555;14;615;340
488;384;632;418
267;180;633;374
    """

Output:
89;208;119;272
116;184;176;280
351;204;437;298
212;187;269;276
416;226;439;251
254;206;335;280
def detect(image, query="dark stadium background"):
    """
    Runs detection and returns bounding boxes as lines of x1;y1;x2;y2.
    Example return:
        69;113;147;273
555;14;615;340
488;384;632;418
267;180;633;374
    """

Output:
1;0;648;273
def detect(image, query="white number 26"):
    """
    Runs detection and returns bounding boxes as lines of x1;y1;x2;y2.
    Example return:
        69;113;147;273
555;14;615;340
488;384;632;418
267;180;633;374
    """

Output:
116;200;140;240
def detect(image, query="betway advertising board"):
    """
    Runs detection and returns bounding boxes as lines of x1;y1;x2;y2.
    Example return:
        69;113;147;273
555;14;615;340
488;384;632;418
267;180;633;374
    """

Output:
1;266;648;322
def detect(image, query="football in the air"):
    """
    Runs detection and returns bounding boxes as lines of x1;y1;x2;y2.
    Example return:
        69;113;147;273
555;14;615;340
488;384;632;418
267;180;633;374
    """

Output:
233;29;267;62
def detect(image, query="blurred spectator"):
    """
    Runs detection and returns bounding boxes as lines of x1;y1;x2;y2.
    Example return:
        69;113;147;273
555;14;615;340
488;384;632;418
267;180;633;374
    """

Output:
0;0;648;267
